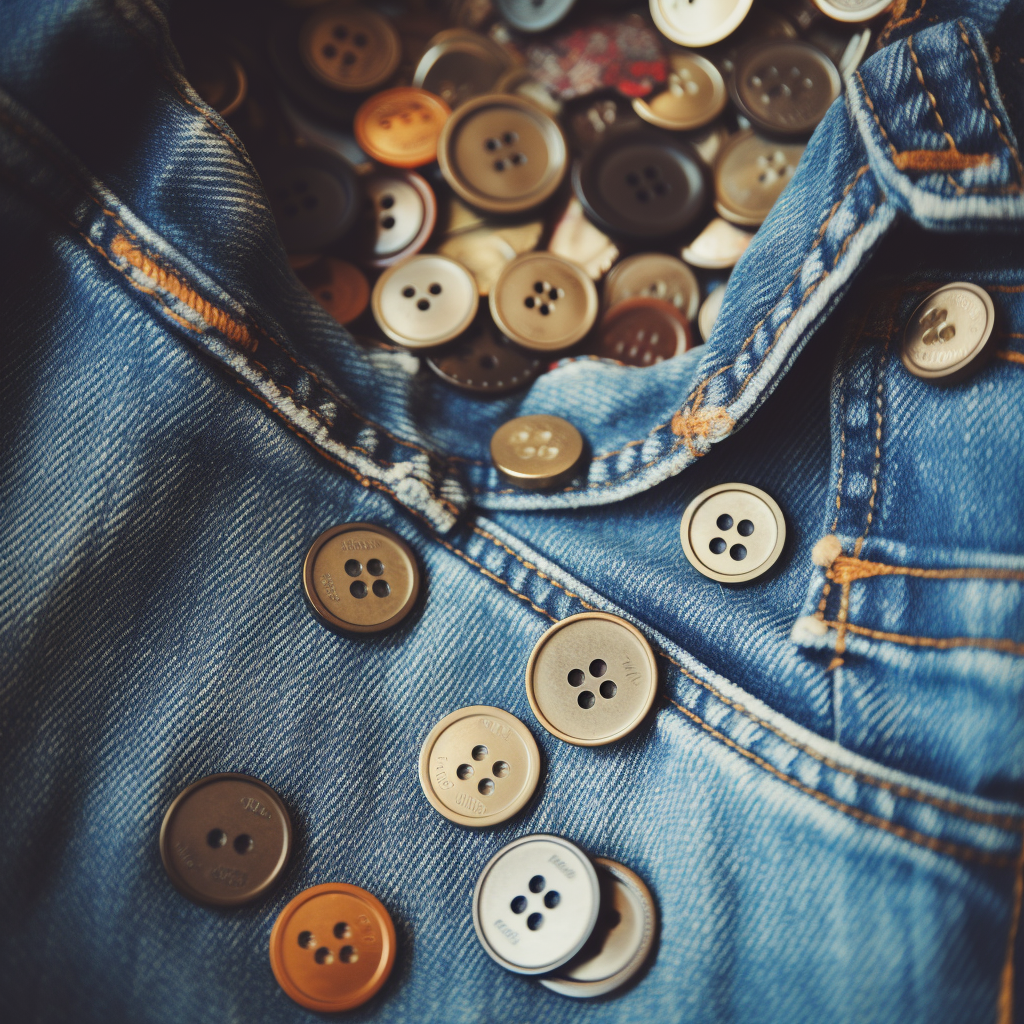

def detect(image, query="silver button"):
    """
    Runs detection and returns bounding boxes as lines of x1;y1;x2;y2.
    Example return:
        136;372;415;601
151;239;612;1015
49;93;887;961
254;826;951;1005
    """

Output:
901;283;996;383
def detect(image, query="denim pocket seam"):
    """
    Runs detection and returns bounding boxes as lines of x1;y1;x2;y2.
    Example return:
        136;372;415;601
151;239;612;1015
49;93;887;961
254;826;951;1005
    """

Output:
821;618;1024;657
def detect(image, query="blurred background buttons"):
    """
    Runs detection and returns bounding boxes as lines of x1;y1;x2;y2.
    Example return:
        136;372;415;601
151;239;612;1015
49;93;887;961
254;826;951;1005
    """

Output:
714;130;805;227
354;87;451;168
901;283;995;383
355;168;437;269
427;318;543;394
299;4;400;93
650;0;755;47
491;414;584;490
413;29;514;110
296;257;369;324
495;0;577;33
681;216;753;269
699;283;726;342
547;197;620;282
183;48;247;118
633;51;727;131
813;0;893;22
596;298;692;366
604;252;700;322
437;229;517;296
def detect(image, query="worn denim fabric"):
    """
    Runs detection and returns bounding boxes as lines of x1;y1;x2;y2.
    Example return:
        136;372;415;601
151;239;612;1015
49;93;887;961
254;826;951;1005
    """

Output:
2;1;1024;1022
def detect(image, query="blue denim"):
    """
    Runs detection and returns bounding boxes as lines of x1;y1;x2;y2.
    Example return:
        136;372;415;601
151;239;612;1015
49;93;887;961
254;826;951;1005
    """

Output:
2;1;1024;1022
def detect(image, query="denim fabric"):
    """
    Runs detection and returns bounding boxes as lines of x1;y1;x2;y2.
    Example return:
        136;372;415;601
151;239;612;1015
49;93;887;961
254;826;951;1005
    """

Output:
2;1;1024;1022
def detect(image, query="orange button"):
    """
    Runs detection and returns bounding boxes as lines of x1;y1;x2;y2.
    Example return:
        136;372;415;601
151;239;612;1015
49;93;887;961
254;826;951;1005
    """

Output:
354;87;451;168
296;257;370;324
269;883;398;1012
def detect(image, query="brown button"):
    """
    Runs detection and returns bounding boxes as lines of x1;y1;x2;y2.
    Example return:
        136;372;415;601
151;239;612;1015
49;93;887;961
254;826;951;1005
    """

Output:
354;87;451;168
159;773;292;907
299;4;400;93
296;257;369;324
269;883;397;1012
632;51;727;132
714;130;805;227
681;217;754;270
491;414;584;490
436;229;516;296
186;50;248;118
650;0;755;47
412;29;514;110
812;0;893;22
603;253;700;323
427;319;543;394
438;94;567;215
355;168;437;270
303;523;420;633
901;283;996;383
596;298;692;366
698;284;726;342
490;253;598;353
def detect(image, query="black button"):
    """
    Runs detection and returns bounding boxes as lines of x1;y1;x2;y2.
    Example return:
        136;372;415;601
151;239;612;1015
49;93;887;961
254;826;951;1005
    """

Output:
494;0;577;33
427;317;544;394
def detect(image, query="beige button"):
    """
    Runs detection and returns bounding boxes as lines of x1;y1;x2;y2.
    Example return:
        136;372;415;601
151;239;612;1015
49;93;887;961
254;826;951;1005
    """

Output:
813;0;894;22
633;51;727;131
353;87;451;168
901;283;996;382
490;253;598;352
357;169;437;269
650;0;755;47
680;483;786;583
682;217;754;270
437;229;517;296
525;612;658;746
296;257;370;325
714;130;805;227
371;254;478;349
418;706;541;827
438;94;567;215
491;414;584;490
413;29;514;109
299;5;400;93
303;523;420;633
698;284;726;342
603;253;700;322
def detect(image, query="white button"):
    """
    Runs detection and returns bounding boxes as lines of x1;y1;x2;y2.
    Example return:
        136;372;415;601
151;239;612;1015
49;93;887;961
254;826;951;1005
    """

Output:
812;0;894;23
650;0;754;47
901;282;995;383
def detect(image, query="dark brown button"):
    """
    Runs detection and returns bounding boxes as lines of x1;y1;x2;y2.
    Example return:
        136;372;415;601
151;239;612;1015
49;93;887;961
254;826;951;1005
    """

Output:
713;130;805;227
296;257;370;325
595;298;693;366
412;29;514;110
299;4;400;93
355;168;437;270
159;773;292;907
427;317;544;394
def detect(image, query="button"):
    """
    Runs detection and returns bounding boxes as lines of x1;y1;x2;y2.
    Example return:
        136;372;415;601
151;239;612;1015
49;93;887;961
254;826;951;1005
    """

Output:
472;834;601;975
418;706;541;827
680;482;786;583
812;0;893;22
413;29;514;110
573;124;709;240
901;283;996;383
698;283;726;342
159;773;292;907
603;252;700;322
495;0;577;33
303;523;420;633
490;414;584;490
355;168;437;269
714;130;805;227
650;0;755;47
296;257;369;325
596;298;692;366
185;49;248;118
298;4;400;93
438;94;568;215
681;216;753;269
427;318;543;394
371;254;478;349
540;858;657;999
490;253;599;352
269;883;397;1012
525;612;658;746
729;41;841;138
805;23;871;79
436;229;516;296
632;51;727;131
354;87;451;169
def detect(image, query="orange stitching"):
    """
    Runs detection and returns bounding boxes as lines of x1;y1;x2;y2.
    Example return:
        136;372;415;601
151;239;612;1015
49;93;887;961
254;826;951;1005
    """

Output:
907;35;960;151
829;554;1024;585
998;350;1024;366
999;848;1024;1024
892;149;991;173
821;620;1024;657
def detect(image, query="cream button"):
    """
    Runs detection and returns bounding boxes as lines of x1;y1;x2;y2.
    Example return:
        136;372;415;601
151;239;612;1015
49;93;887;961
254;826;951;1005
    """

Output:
714;130;805;227
680;482;786;582
298;5;400;93
812;0;894;22
490;414;585;491
901;283;996;383
698;283;726;342
650;0;755;47
632;51;727;131
681;217;753;270
604;252;700;322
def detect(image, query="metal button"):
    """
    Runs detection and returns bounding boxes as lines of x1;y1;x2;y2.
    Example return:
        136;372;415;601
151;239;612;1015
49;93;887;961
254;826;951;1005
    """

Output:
714;130;805;227
495;0;577;33
355;168;437;269
296;257;369;325
438;94;568;215
603;252;700;322
159;773;292;907
698;283;726;342
269;883;397;1012
525;612;658;746
632;51;727;132
596;297;692;366
298;4;400;93
427;319;543;394
303;523;420;633
680;482;786;583
681;216;754;269
413;29;514;110
650;0;755;47
371;254;478;349
490;253;598;352
901;283;996;383
540;858;657;999
490;414;584;490
418;706;541;827
812;0;893;22
354;87;451;169
472;834;600;975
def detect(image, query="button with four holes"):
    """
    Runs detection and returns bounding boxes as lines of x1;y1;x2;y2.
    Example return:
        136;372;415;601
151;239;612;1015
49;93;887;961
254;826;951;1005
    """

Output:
633;51;727;132
491;414;585;491
354;87;451;169
299;4;400;93
680;482;787;583
595;297;692;366
355;168;437;269
428;317;543;394
650;0;755;48
603;252;700;322
296;257;370;325
525;612;658;746
714;130;805;227
269;882;397;1012
901;282;996;383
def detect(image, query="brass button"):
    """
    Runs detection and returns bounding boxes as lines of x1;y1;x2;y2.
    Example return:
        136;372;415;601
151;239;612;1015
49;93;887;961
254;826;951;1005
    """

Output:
680;482;786;583
603;252;700;322
633;51;727;132
495;0;577;33
681;216;753;270
596;297;692;366
698;283;726;342
901;283;996;383
296;257;370;325
714;130;805;227
490;414;584;490
159;773;292;907
436;229;517;296
354;87;451;169
355;168;437;269
303;523;420;633
490;253;598;352
812;0;893;22
427;319;543;394
298;4;400;93
269;883;397;1012
525;612;658;746
371;254;478;349
418;706;541;827
412;29;514;110
438;94;567;215
650;0;755;47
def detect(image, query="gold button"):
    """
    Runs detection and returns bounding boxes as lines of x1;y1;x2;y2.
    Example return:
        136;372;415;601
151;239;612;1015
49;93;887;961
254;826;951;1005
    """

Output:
299;4;400;93
490;252;598;352
596;297;692;366
603;253;700;322
812;0;894;22
490;414;584;490
698;284;726;342
714;130;805;228
355;168;437;269
354;87;451;168
269;883;397;1012
418;706;541;827
525;612;658;746
901;283;996;383
650;0;755;47
633;51;727;131
412;29;514;110
303;523;420;633
296;257;369;325
681;217;754;270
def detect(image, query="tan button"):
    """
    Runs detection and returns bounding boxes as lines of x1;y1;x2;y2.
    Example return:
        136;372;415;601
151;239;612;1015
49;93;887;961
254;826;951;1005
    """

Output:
427;319;544;394
296;257;369;324
437;229;516;296
681;217;753;270
159;773;292;907
353;87;451;168
632;51;727;131
491;414;584;490
412;29;513;110
269;883;397;1012
596;297;692;366
438;94;567;215
371;254;478;349
418;706;541;827
303;523;420;633
698;283;726;342
813;0;893;22
603;253;700;322
356;168;437;269
714;130;805;227
650;0;755;47
299;5;400;93
901;283;996;383
680;482;786;583
490;253;598;352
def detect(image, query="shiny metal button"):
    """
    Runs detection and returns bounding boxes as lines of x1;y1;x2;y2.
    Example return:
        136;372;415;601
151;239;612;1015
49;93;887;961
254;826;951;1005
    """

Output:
812;0;893;22
303;523;420;633
632;51;727;131
682;216;753;269
491;414;584;490
159;773;292;907
496;0;577;32
419;706;541;827
355;168;437;269
604;252;700;322
490;253;598;352
299;4;400;93
680;482;786;582
472;834;601;975
540;858;657;999
354;87;451;169
698;283;726;342
371;254;478;349
650;0;755;47
714;130;805;227
269;883;397;1012
901;283;996;383
427;319;543;394
413;29;514;110
525;612;658;746
296;257;370;325
596;297;692;366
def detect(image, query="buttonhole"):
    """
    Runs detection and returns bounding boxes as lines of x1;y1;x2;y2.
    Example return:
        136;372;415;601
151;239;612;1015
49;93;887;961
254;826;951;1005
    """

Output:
372;580;390;598
340;945;358;963
544;891;560;908
492;761;509;778
472;744;488;760
345;559;362;577
402;286;415;298
233;834;253;855
298;931;316;949
334;922;351;939
730;544;747;561
380;195;395;209
511;895;527;914
529;875;545;893
527;913;543;931
429;283;442;295
350;580;368;598
600;680;617;700
315;947;334;965
381;215;395;229
578;691;596;709
589;659;606;677
717;514;733;530
417;298;430;310
737;519;754;537
709;537;726;555
367;559;384;576
206;829;227;848
478;779;494;796
567;669;585;686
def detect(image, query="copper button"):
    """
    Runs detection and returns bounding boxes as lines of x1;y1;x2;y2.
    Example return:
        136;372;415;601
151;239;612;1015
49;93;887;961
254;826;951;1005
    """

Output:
813;0;893;22
491;414;584;490
901;283;996;383
596;298;692;366
299;4;400;93
269;883;397;1012
296;257;369;325
681;217;753;270
714;130;805;227
356;168;437;269
633;52;727;132
354;87;451;169
698;284;726;342
413;29;513;110
650;0;755;47
603;252;700;322
159;773;292;907
427;319;543;394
